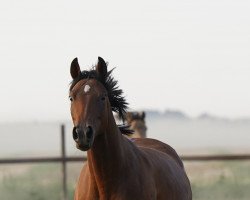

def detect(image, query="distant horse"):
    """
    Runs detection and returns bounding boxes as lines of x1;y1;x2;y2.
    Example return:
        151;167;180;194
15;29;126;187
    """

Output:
126;111;147;138
69;57;192;200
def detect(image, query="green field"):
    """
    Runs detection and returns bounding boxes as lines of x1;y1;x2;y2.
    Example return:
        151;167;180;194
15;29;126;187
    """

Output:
186;161;250;200
0;161;250;200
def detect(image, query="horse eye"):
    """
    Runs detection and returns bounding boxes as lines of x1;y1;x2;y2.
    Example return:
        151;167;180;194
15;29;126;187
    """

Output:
69;96;73;101
101;96;105;101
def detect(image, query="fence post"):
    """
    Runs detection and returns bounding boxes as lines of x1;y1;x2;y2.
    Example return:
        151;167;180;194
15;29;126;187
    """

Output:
61;124;68;200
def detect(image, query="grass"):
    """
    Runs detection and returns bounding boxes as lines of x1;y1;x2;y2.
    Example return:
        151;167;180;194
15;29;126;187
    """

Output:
185;161;250;200
0;161;250;199
0;164;62;200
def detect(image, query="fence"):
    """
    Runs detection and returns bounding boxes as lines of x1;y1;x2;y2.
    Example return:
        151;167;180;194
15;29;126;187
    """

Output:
0;124;250;200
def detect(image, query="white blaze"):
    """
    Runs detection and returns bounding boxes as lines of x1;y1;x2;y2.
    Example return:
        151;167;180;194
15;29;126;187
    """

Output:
84;85;91;93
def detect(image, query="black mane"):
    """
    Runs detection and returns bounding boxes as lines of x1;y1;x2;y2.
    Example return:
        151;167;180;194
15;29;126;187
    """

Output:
69;64;128;122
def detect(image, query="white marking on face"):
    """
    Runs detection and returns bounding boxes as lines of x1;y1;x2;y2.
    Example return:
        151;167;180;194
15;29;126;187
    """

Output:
84;85;91;93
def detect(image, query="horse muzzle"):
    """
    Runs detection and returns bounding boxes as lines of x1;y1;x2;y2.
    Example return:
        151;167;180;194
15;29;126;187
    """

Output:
72;126;94;151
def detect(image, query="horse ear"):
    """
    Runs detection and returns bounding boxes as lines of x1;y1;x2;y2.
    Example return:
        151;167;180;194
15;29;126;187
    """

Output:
96;57;107;80
70;58;81;79
141;111;146;120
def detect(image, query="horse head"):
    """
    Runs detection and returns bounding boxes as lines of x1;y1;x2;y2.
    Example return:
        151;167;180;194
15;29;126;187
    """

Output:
126;111;147;138
69;57;128;151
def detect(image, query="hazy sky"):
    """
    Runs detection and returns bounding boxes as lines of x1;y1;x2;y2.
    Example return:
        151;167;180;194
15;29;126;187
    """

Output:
0;0;249;121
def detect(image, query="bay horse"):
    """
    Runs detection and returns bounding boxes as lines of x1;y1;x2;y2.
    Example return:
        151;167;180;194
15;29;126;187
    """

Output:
126;111;147;138
69;57;192;200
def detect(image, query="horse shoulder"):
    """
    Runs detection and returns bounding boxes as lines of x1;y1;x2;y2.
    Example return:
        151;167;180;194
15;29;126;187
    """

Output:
75;162;99;200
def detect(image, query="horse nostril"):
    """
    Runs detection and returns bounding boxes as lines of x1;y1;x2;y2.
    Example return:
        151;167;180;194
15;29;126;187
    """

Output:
86;126;93;140
73;127;78;140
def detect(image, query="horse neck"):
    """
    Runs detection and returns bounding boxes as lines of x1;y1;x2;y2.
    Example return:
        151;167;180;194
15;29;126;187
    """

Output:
87;106;130;195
